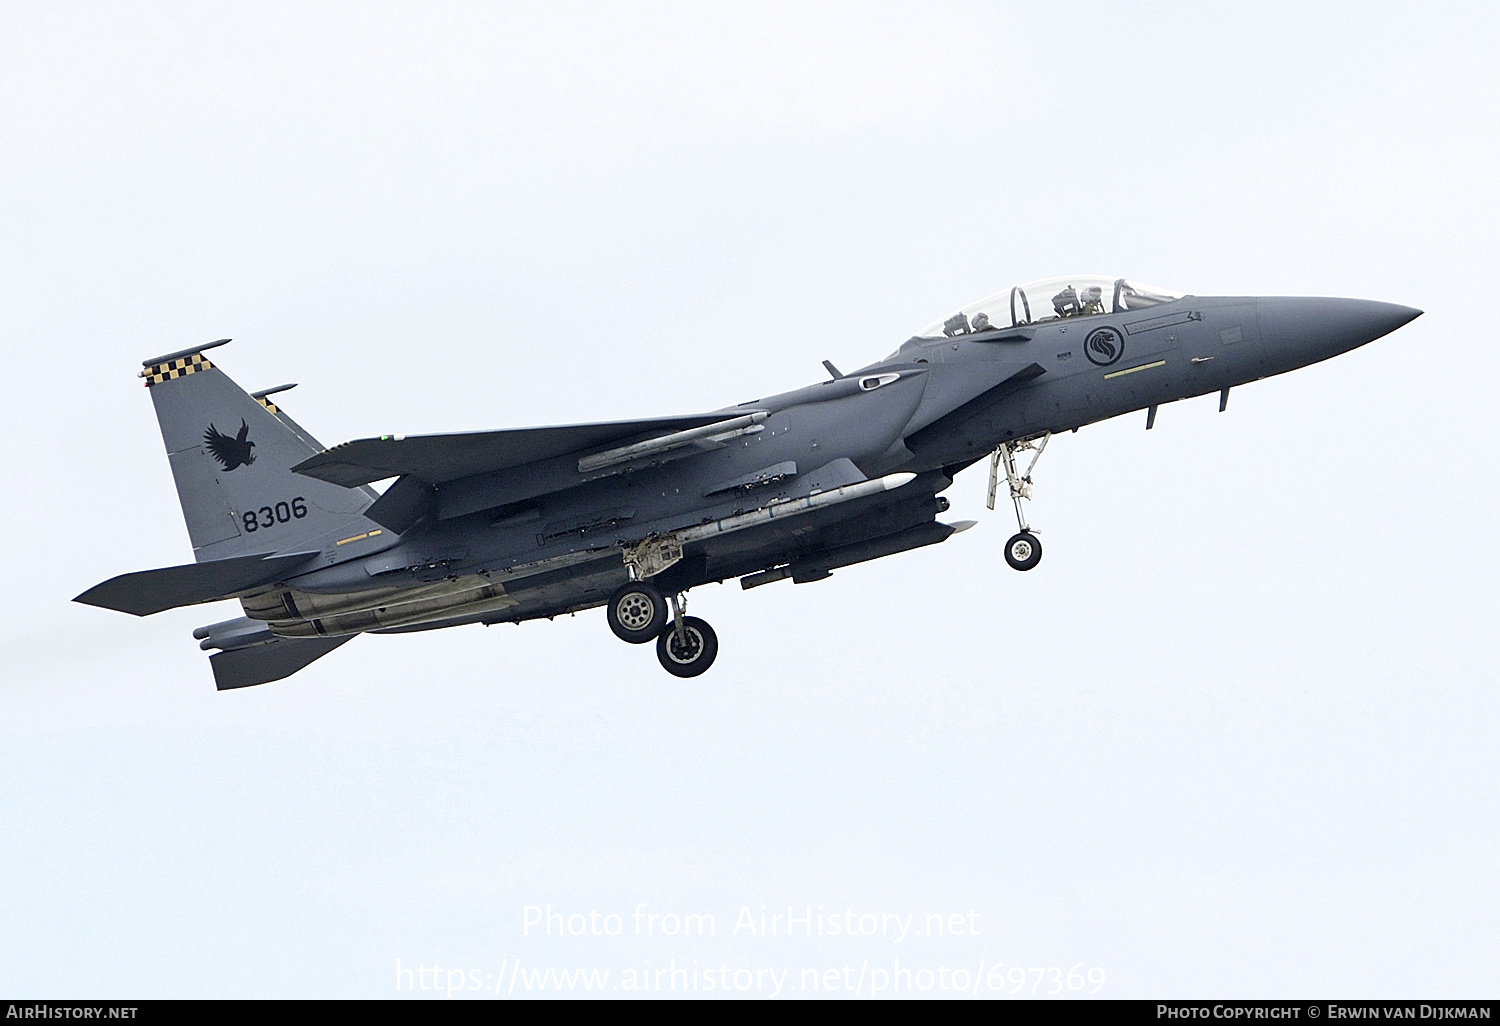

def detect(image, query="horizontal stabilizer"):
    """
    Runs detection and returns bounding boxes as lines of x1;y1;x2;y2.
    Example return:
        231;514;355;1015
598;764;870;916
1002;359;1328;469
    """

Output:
211;634;355;690
292;414;737;488
74;551;318;617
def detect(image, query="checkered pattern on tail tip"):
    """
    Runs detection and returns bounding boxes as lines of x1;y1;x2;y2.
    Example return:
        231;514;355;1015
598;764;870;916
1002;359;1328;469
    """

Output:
256;396;278;414
139;353;214;386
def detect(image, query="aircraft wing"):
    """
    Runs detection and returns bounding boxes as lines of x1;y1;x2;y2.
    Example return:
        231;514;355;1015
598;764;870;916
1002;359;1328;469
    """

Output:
291;414;736;488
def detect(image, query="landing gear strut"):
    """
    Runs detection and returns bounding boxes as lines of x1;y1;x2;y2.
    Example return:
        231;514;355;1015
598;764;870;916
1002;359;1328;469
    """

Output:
989;433;1049;572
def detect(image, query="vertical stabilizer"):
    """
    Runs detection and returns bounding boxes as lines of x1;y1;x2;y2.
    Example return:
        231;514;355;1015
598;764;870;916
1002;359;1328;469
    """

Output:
141;342;379;561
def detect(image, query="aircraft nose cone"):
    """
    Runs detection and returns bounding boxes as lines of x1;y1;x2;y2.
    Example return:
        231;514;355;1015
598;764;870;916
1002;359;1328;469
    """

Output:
1257;297;1422;364
1342;299;1423;343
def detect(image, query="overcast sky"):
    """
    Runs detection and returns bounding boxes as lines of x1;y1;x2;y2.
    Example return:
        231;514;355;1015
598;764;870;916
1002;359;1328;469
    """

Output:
1;0;1496;999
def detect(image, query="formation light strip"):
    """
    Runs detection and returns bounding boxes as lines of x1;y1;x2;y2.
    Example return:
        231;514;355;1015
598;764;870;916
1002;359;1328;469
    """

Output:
1104;359;1167;380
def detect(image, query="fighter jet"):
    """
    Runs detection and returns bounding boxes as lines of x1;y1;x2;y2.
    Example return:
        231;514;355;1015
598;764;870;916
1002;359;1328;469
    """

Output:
76;276;1420;687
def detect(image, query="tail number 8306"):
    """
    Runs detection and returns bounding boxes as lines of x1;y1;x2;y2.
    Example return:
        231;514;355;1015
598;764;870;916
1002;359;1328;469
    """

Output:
243;497;308;532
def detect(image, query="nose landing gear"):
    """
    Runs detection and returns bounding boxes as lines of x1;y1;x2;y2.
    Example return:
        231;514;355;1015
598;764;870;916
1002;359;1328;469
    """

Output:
1003;531;1042;571
989;433;1049;572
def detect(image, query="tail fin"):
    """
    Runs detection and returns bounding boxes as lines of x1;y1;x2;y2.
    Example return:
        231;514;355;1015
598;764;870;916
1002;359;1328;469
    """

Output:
141;340;378;561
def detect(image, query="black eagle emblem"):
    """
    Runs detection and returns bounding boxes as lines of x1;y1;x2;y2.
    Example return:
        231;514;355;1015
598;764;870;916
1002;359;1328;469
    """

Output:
204;419;256;471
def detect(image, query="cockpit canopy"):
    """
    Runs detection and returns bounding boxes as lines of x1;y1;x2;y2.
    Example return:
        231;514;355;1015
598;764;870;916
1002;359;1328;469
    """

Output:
914;276;1181;338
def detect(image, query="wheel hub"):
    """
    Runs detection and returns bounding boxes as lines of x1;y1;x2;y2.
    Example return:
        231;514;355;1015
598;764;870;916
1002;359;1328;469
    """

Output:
665;628;703;663
617;593;654;631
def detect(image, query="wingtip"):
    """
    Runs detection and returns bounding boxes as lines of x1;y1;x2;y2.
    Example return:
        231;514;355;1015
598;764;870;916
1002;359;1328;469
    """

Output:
72;586;148;617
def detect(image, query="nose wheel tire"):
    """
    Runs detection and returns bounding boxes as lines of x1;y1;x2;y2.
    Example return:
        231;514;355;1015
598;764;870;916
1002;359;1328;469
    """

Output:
656;616;718;677
1004;531;1042;571
607;582;668;644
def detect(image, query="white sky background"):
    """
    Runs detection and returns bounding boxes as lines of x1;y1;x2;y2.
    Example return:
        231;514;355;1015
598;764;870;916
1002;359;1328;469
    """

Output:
1;0;1496;999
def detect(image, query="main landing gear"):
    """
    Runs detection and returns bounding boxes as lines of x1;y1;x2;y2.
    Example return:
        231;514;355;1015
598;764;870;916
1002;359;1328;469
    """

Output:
606;582;720;677
606;581;668;643
657;614;718;678
988;433;1049;572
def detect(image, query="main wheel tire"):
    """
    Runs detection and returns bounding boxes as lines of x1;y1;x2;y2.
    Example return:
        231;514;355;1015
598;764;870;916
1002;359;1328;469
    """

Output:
656;616;719;678
1004;531;1043;571
607;582;668;644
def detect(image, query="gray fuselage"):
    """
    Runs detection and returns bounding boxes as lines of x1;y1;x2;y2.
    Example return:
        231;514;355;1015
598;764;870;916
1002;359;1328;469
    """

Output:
258;294;1416;638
